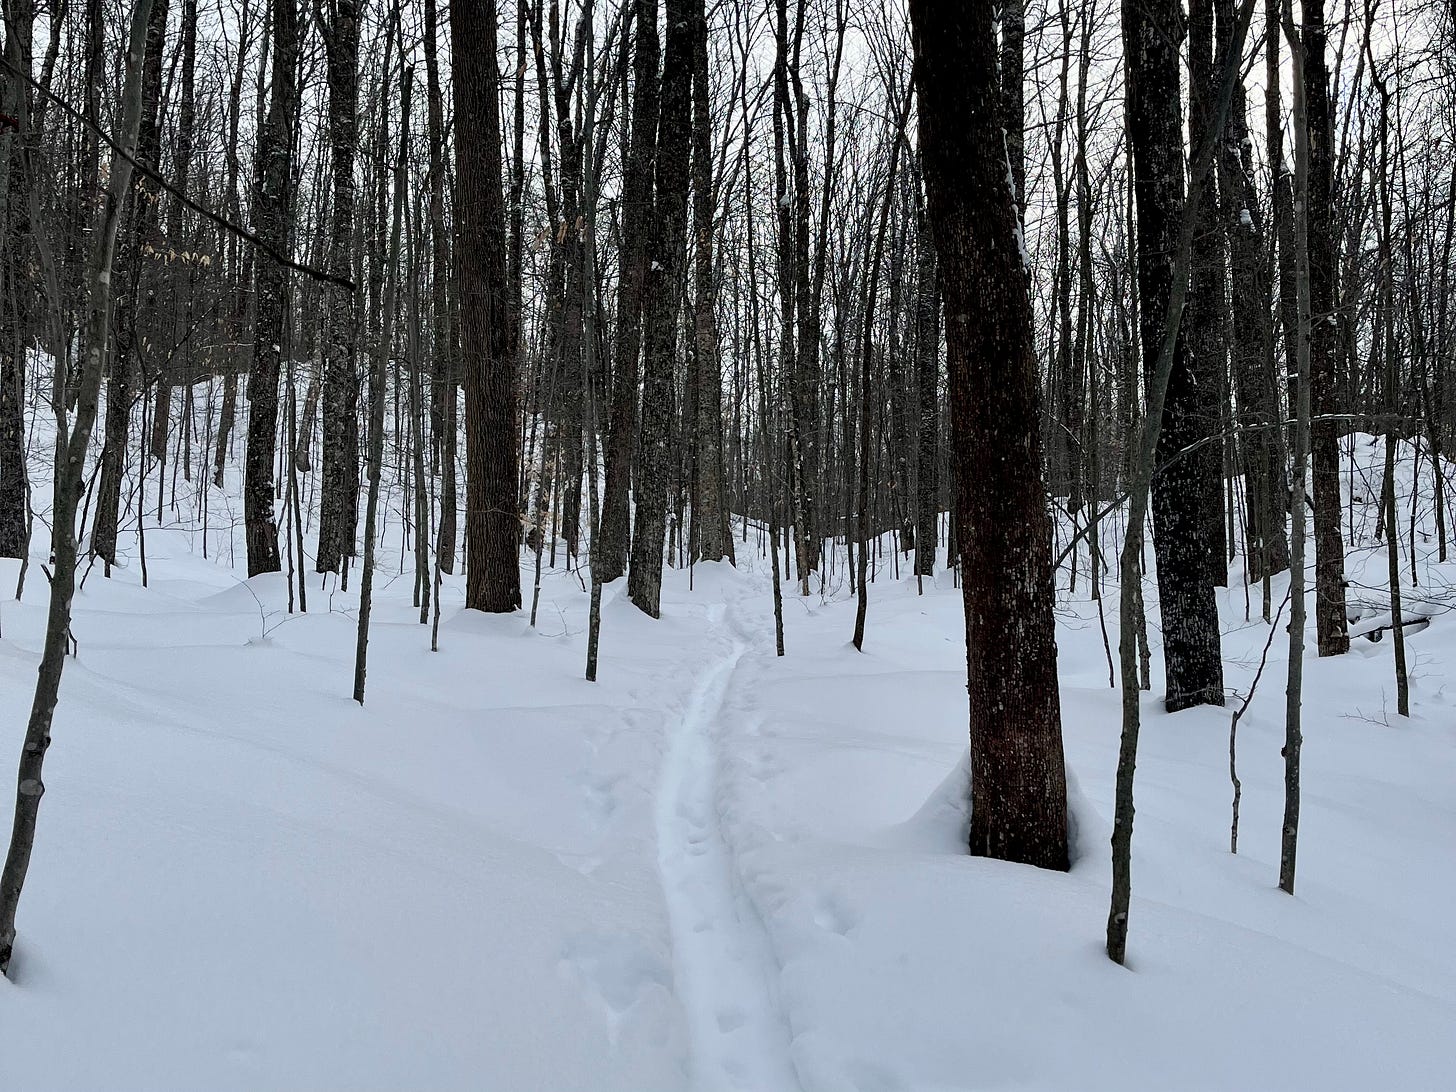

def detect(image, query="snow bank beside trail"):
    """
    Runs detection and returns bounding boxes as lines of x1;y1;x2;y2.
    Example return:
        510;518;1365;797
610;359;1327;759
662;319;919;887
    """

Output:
0;550;751;1091
713;539;1456;1092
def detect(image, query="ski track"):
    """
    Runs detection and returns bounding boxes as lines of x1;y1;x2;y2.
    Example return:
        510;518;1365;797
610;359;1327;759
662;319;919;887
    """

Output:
655;604;801;1092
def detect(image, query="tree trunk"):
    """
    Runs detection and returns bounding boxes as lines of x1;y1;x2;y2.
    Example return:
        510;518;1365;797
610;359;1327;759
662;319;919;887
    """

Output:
1222;0;1289;584
913;170;939;579
244;0;300;576
93;0;169;568
1303;0;1349;655
424;0;457;573
910;0;1069;871
1186;0;1229;586
628;0;693;617
598;0;660;584
454;0;521;612
1;0;155;974
316;0;361;574
0;0;33;558
1127;0;1225;711
691;6;731;565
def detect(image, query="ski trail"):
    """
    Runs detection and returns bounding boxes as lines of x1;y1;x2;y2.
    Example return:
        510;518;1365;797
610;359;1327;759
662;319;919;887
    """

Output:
656;629;801;1092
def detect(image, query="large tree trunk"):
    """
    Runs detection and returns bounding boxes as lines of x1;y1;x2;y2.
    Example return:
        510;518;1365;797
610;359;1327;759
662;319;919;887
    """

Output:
1126;0;1225;711
1302;0;1349;655
316;0;361;575
910;0;1069;871
454;0;521;612
627;0;693;616
1186;0;1229;585
244;0;300;576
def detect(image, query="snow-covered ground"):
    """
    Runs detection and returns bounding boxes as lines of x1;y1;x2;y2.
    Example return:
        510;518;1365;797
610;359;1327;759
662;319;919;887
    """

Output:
1;433;1454;1090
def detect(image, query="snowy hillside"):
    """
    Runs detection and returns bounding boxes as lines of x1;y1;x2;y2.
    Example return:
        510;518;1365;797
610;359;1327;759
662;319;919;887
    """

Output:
0;434;1453;1090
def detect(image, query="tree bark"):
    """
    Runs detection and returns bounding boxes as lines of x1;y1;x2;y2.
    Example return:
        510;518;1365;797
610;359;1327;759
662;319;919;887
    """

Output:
244;0;300;576
454;0;521;612
691;4;731;565
1303;0;1349;655
1127;0;1225;711
598;0;660;584
1186;0;1229;585
0;0;33;558
910;0;1069;871
424;0;457;573
316;0;361;575
913;168;939;579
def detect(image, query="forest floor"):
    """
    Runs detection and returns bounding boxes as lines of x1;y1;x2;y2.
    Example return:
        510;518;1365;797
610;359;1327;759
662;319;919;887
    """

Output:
1;435;1455;1090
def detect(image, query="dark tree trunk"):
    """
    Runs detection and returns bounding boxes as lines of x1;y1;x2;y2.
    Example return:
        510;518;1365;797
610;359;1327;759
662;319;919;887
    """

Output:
454;0;521;612
773;0;812;594
424;0;456;573
628;0;693;616
150;0;199;467
691;6;731;565
316;0;362;574
913;174;939;578
1000;0;1026;216
244;0;300;576
1186;0;1229;585
910;0;1069;871
94;0;170;568
1221;0;1288;583
0;0;33;559
1126;0;1225;711
313;0;358;576
598;0;660;584
1302;0;1349;655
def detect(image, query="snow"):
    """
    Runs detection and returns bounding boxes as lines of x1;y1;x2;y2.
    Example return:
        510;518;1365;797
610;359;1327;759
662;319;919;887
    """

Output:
1;431;1454;1089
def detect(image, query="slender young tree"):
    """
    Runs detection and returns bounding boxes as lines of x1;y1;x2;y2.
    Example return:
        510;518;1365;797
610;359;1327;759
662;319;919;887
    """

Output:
910;0;1069;871
0;0;155;974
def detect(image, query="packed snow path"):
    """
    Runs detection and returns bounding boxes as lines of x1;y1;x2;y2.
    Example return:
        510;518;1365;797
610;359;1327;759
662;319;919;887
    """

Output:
656;613;801;1092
